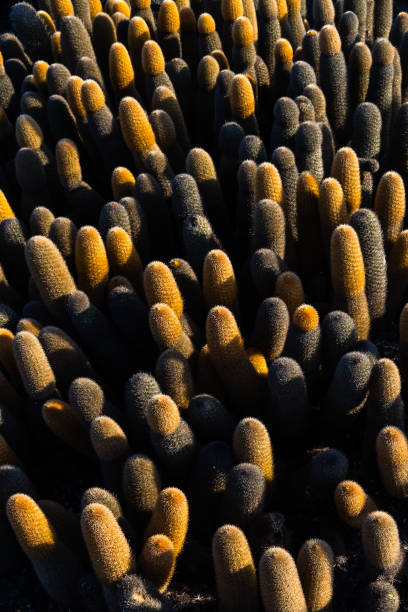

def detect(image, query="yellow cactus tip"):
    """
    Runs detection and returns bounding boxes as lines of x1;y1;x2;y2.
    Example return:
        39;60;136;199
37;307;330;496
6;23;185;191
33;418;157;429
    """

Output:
33;60;49;85
158;0;180;33
275;38;293;63
119;96;156;157
133;0;151;8
147;393;180;435
293;304;319;332
230;74;255;119
197;12;216;34
319;24;341;55
308;29;317;36
15;114;43;149
221;0;244;22
81;79;105;113
372;38;394;65
232;16;254;45
141;40;165;75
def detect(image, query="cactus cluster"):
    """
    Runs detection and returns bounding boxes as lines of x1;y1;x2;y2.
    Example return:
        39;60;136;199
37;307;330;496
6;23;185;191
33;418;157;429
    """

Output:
1;0;408;609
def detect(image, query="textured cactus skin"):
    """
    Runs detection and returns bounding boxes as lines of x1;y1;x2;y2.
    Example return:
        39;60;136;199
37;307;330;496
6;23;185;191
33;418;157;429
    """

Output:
13;330;59;404
25;235;76;325
81;502;135;585
139;534;175;593
334;480;377;528
374;171;405;254
330;224;370;340
42;399;92;454
233;417;274;484
376;426;408;499
6;493;82;607
319;25;349;143
212;524;260;612
144;486;188;557
297;539;334;612
251;297;289;363
203;249;238;312
349;209;386;329
362;511;403;579
75;225;109;308
224;462;266;526
155;348;194;410
260;546;307;612
361;579;400;612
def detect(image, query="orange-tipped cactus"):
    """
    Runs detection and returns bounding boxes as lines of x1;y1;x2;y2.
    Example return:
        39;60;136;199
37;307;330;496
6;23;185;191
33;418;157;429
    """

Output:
318;178;348;256
42;399;92;455
374;171;406;254
111;166;135;201
255;162;283;206
362;511;403;579
202;250;238;313
81;502;135;584
212;524;259;612
144;487;189;557
106;227;143;292
334;480;377;528
274;271;305;318
260;547;307;612
144;261;183;318
297;539;334;612
330;224;370;339
7;494;82;606
75;226;109;308
13;331;59;404
149;303;194;359
139;534;175;592
109;42;139;104
233;417;274;484
119;95;157;167
230;74;258;135
376;426;408;498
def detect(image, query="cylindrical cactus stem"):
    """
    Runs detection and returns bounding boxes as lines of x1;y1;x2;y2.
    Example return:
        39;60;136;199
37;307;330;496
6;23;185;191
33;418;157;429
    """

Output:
180;7;198;74
295;121;323;182
331;146;361;216
319;24;349;144
221;0;244;59
233;417;274;486
231;16;256;74
111;166;135;202
13;330;60;407
361;579;400;612
197;13;222;59
295;95;315;122
322;349;372;431
284;304;321;396
251;297;289;362
313;0;335;29
109;42;141;108
206;305;265;414
255;162;283;207
6;494;82;607
351;102;382;160
149;108;185;174
270;96;299;150
224;462;266;526
212;524;260;612
149;303;195;361
105;226;143;294
388;230;408;319
257;0;281;77
286;0;305;50
274;270;305;318
144;486;189;557
122;454;161;527
289;60;316;98
362;511;404;580
230;74;259;135
144;260;183;318
250;199;285;260
139;534;175;592
260;547;307;612
146;393;197;475
376;426;408;499
42;399;92;455
157;0;182;61
130;0;157;39
202;249;238;314
30;206;54;238
339;11;359;62
348;42;372;112
118;94;157;171
318;177;347;257
25;234;76;324
48;217;77;272
334;480;377;528
155;348;194;410
75;225;109;308
90;415;130;491
141;39;175;104
390;11;408;47
373;0;392;40
330;224;370;340
364;359;405;467
296;171;325;302
168;257;205;325
366;38;394;158
187;394;235;442
297;539;334;612
271;146;298;264
60;15;96;72
124;371;161;451
373;171;405;255
152;84;191;154
349;209;387;329
267;356;309;443
81;502;134;588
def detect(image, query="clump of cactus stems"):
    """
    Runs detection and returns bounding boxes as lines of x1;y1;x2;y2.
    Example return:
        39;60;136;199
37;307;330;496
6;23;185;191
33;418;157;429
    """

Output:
4;1;408;609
